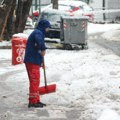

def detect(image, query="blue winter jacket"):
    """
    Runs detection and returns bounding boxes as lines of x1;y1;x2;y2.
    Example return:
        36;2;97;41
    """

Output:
24;20;51;66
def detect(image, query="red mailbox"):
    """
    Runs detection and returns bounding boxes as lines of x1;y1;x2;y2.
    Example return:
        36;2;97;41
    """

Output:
12;37;27;65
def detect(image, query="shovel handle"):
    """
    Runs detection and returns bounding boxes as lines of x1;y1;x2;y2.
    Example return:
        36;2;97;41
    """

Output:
43;57;47;87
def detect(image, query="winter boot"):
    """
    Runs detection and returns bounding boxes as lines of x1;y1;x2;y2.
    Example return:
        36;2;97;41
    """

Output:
28;102;43;108
39;102;46;106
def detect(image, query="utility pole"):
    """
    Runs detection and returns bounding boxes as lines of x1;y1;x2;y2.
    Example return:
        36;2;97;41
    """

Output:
52;0;58;9
39;0;41;14
35;0;37;10
103;0;106;21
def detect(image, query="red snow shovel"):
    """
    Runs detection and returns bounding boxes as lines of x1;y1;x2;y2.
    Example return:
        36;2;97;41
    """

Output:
39;58;56;95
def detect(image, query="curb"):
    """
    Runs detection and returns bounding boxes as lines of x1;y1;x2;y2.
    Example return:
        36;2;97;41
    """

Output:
0;46;11;49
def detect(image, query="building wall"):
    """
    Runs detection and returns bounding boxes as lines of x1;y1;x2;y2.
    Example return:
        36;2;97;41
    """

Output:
106;0;120;21
90;0;103;22
41;0;51;5
90;0;120;22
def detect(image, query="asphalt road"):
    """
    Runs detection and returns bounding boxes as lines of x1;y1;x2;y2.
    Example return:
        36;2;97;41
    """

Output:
92;33;120;56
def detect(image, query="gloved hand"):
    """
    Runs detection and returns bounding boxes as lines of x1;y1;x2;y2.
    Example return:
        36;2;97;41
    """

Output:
41;62;47;69
40;50;46;56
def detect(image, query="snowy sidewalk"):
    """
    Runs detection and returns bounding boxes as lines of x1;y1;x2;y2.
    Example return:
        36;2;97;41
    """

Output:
0;41;11;49
1;39;120;120
1;23;120;120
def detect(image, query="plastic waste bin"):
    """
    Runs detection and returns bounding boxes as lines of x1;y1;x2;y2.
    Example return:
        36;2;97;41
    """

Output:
60;16;88;50
12;37;27;65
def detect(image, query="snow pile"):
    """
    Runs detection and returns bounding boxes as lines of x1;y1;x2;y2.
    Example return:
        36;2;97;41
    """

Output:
24;29;34;36
98;109;120;120
88;23;120;34
0;49;11;60
0;33;28;48
12;33;28;39
0;41;11;47
26;17;33;26
102;30;120;41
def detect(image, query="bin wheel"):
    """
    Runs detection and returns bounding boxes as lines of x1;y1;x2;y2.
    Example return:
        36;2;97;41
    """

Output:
84;45;88;49
81;45;84;49
81;44;88;50
63;44;73;50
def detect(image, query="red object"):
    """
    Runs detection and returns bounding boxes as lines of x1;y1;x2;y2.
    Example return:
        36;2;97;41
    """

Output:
25;63;40;104
12;37;27;65
39;58;56;95
84;13;94;22
39;84;56;95
33;11;39;17
81;21;86;31
72;7;80;12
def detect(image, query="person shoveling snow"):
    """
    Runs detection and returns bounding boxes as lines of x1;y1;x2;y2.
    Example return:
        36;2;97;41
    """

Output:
24;20;56;108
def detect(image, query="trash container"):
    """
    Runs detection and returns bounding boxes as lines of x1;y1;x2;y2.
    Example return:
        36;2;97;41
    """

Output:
60;16;88;50
12;37;27;65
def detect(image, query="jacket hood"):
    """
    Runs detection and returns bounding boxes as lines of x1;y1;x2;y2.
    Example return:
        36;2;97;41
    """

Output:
36;20;51;35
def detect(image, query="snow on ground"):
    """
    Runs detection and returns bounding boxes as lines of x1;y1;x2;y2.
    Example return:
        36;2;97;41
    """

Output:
98;109;120;120
88;23;120;34
0;23;120;120
102;30;120;41
12;33;29;38
0;41;11;47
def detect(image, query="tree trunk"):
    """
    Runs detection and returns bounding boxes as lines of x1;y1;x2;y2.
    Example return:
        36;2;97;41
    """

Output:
52;0;58;9
14;0;32;33
0;0;32;41
4;0;16;40
14;0;23;33
0;0;13;41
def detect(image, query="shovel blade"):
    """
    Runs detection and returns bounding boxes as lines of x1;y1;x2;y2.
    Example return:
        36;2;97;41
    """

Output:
39;84;56;95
